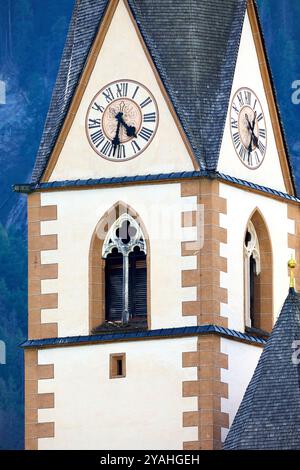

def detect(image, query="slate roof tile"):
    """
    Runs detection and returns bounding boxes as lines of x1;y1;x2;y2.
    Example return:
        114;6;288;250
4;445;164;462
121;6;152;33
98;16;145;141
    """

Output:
15;170;300;203
224;288;300;450
21;324;267;348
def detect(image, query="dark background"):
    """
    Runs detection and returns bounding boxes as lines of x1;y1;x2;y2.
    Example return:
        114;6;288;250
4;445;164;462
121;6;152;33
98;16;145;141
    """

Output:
0;0;299;449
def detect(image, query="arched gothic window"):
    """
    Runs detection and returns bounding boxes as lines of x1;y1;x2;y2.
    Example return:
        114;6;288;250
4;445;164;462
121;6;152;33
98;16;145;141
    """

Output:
102;213;147;324
244;221;261;328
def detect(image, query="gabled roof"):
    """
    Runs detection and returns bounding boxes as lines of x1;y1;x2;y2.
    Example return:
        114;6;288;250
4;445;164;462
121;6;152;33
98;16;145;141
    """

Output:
224;288;300;450
31;0;247;183
31;0;296;195
31;0;109;184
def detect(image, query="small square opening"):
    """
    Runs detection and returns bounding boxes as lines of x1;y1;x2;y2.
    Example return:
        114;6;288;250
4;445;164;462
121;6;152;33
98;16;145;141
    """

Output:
116;359;123;376
110;353;126;379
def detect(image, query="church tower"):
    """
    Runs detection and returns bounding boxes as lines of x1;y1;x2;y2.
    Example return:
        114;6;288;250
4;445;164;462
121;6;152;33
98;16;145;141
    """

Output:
16;0;300;450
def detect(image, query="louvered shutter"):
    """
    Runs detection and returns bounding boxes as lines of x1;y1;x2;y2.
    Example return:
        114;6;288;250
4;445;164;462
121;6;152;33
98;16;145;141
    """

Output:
129;252;147;317
105;250;147;322
105;254;123;321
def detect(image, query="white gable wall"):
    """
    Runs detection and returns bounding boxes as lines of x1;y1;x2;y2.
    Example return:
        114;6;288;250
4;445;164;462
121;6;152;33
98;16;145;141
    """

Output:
219;182;293;332
217;12;286;192
221;338;263;442
37;337;198;450
48;0;195;182
40;182;198;337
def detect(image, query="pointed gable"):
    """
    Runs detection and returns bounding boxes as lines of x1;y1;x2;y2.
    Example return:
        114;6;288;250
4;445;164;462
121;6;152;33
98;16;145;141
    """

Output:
217;2;295;194
224;288;300;450
43;0;199;180
31;0;296;195
31;0;248;183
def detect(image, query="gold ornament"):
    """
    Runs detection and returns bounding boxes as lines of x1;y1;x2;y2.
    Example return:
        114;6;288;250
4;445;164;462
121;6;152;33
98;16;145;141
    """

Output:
288;254;296;289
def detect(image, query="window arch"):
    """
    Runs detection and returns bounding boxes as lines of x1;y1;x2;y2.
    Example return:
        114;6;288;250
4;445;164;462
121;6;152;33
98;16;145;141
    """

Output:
89;202;150;333
244;221;261;328
244;210;273;333
102;213;147;324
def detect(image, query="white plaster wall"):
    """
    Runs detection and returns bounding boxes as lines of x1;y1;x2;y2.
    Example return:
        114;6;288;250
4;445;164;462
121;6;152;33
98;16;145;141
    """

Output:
217;12;286;192
221;338;262;442
40;183;197;337
219;182;292;331
37;337;198;450
49;0;194;182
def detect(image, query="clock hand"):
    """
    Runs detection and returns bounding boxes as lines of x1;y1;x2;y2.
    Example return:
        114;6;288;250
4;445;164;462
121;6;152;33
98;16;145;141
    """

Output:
247;139;253;162
245;113;254;161
245;113;254;132
112;115;122;156
250;112;258;147
245;113;258;148
112;112;137;157
117;114;137;138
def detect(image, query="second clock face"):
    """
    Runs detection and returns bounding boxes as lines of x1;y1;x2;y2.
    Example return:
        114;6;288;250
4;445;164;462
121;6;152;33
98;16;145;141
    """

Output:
230;87;267;169
86;79;159;161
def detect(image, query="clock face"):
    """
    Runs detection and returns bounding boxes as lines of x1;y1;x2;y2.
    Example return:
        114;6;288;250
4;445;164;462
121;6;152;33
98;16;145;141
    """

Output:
86;79;159;161
230;87;267;169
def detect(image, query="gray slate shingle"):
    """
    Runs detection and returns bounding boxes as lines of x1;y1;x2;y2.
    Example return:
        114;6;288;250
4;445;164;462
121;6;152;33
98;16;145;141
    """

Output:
224;288;300;450
31;0;109;183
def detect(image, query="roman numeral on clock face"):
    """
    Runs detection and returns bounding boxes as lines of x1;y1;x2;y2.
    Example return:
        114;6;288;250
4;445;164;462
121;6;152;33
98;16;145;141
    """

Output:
237;92;244;107
92;102;104;112
90;129;105;147
131;140;140;154
132;85;139;100
143;112;156;123
139;127;153;141
88;118;101;129
102;87;114;103
254;151;261;166
116;82;128;98
140;97;152;108
239;145;247;161
231;117;238;129
116;145;126;159
259;128;266;139
232;131;241;148
244;90;252;106
101;140;113;157
258;140;266;156
232;102;239;115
